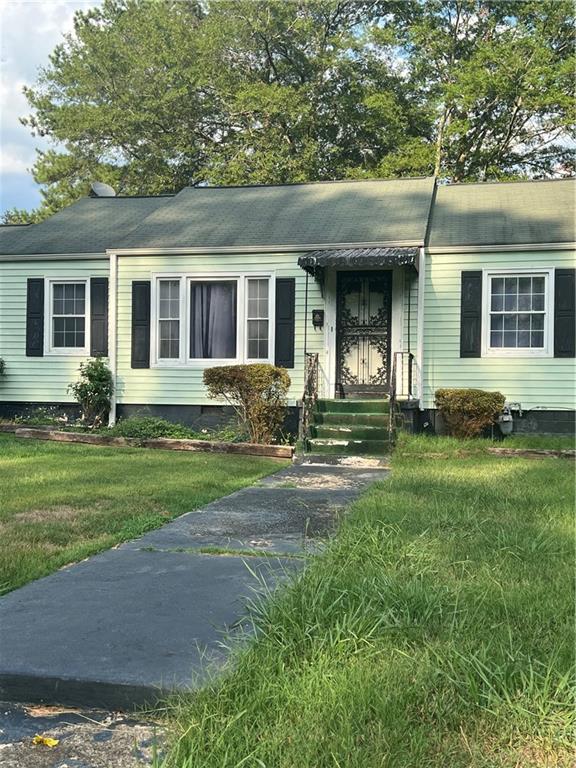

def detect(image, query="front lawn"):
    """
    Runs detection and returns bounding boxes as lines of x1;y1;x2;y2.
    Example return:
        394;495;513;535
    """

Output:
0;434;284;594
164;433;574;767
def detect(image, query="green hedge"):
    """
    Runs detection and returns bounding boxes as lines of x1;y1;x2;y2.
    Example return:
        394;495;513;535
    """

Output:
435;388;505;438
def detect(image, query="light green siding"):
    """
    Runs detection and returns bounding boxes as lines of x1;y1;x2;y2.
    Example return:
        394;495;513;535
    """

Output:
116;253;324;406
422;249;576;409
0;259;109;402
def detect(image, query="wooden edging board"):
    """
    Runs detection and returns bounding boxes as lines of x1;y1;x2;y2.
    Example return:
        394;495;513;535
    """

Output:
14;428;293;459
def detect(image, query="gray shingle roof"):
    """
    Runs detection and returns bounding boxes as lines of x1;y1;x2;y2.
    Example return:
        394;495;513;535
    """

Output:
428;179;576;248
114;178;436;250
0;196;172;255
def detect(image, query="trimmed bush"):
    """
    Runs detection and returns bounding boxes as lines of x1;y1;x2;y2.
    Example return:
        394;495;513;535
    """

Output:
435;388;505;438
108;416;197;440
204;364;290;444
68;357;113;428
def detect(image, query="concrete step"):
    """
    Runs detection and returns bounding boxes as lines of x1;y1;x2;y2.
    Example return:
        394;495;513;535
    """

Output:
307;438;390;456
311;424;389;440
313;412;388;427
316;399;389;414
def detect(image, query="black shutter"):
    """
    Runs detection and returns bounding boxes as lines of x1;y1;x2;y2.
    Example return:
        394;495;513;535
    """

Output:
274;278;296;368
90;277;108;357
131;281;151;368
460;271;482;358
554;268;575;358
26;278;44;356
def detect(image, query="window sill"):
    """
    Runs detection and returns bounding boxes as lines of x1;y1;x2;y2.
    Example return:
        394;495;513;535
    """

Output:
45;348;90;357
483;349;552;359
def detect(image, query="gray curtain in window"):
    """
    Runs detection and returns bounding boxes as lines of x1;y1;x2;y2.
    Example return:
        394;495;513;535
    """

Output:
190;281;237;358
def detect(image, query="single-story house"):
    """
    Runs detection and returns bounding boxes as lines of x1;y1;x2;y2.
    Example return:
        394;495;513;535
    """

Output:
0;176;574;436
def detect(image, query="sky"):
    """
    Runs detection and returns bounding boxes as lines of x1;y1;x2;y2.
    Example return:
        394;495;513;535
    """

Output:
0;0;99;216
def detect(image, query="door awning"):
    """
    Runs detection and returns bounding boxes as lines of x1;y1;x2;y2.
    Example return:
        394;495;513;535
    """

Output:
297;246;418;276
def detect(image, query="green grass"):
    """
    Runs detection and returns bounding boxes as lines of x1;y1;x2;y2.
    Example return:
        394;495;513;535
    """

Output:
396;432;574;456
161;434;574;768
0;434;284;594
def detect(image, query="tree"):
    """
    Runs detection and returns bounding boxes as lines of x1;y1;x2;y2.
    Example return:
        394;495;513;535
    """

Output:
10;0;576;221
404;0;575;180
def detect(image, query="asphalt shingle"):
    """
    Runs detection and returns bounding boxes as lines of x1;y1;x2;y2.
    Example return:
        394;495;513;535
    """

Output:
428;178;576;247
113;177;436;250
0;196;172;256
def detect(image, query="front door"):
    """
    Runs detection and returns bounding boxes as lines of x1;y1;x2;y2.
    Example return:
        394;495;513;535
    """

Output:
336;271;392;397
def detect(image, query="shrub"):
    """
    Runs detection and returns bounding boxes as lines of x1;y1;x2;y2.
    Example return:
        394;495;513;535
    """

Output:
68;357;114;428
0;358;5;377
435;388;505;438
203;364;290;444
108;416;197;440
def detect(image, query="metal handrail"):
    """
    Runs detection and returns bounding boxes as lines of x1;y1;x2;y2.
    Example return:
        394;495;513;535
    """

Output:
388;351;415;443
299;352;319;442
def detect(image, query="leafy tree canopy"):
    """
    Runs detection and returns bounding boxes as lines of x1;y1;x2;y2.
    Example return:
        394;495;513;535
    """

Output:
5;0;574;223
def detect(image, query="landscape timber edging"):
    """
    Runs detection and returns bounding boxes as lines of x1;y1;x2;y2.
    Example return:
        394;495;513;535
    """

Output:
13;428;293;459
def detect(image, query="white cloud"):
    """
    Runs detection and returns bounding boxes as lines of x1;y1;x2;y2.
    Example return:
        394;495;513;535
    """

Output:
0;0;101;212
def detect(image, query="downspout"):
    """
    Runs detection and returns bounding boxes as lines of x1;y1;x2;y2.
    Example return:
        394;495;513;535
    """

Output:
416;246;426;409
304;269;309;358
108;252;118;426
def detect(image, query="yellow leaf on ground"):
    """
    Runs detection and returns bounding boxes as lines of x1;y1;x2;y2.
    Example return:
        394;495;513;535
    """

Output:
32;734;59;747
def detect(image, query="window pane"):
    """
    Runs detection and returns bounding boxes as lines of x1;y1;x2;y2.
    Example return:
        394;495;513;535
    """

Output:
532;294;544;311
247;319;269;359
532;277;545;294
491;294;503;311
531;314;544;331
490;315;503;331
518;294;531;311
190;281;237;358
490;331;503;347
503;314;516;331
53;316;85;348
53;283;85;315
159;281;179;319
517;314;530;331
503;331;517;347
518;277;531;294
518;331;530;347
504;277;517;295
247;279;269;319
504;293;517;311
531;331;544;347
159;319;180;359
492;278;504;294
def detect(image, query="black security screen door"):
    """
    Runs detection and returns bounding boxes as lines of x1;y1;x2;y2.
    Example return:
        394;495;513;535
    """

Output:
336;271;392;397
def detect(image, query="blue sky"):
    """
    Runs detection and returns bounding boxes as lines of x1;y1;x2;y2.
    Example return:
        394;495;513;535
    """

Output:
0;1;99;216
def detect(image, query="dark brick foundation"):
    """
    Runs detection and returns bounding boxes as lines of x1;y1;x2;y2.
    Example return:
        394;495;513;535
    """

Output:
0;401;299;434
418;408;575;437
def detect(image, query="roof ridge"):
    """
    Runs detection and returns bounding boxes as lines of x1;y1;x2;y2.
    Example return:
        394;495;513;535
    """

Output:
442;177;575;188
183;176;435;191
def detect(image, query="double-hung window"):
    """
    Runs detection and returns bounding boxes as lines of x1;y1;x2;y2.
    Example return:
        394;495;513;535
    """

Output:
485;270;552;356
157;279;181;360
49;280;88;353
154;275;273;365
246;278;270;360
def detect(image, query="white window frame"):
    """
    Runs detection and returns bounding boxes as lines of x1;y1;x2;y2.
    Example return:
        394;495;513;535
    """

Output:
150;272;275;368
481;267;554;358
245;276;274;364
45;278;90;356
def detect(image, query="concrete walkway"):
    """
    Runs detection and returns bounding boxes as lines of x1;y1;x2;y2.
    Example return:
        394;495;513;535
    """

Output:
0;462;387;710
